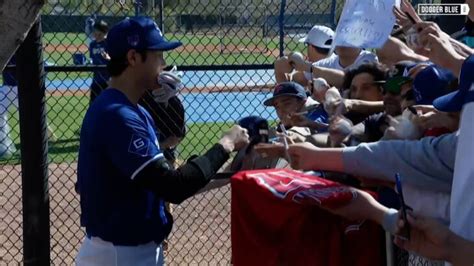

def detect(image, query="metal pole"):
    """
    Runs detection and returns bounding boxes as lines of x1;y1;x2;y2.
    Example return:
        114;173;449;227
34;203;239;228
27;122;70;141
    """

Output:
159;0;164;33
135;0;141;16
278;0;286;57
16;18;50;266
330;0;337;28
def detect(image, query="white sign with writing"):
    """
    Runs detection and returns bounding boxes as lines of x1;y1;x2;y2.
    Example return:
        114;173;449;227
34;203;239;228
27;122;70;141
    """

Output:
333;0;400;49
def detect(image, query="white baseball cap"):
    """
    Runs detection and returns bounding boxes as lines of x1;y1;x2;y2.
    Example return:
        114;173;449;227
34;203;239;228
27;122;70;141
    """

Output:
298;25;334;49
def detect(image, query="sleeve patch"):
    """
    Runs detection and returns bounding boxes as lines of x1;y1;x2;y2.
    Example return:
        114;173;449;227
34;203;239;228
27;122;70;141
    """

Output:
128;134;150;156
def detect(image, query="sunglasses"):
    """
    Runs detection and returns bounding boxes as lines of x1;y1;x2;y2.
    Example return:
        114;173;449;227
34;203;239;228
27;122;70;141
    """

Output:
382;76;412;95
382;86;402;95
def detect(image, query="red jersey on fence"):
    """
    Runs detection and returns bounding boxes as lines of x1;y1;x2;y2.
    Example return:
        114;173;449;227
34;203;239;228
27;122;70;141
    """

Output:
231;169;384;266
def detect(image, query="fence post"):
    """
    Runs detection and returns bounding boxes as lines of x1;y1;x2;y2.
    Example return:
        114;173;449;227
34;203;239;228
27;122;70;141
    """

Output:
16;18;50;266
159;0;164;33
278;0;287;57
330;0;337;28
135;0;142;17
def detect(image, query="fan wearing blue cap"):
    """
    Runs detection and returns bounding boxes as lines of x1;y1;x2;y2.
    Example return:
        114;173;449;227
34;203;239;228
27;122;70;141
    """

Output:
413;65;457;106
76;17;249;265
433;55;474;113
263;82;329;134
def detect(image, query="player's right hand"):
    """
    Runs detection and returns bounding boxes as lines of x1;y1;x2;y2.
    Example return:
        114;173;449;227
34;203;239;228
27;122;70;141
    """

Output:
219;125;250;152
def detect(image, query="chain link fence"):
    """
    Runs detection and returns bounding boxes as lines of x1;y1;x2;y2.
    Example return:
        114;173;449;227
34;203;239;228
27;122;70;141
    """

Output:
0;0;443;265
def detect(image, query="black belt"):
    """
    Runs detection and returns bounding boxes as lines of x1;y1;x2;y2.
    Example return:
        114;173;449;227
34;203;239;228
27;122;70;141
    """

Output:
86;233;157;246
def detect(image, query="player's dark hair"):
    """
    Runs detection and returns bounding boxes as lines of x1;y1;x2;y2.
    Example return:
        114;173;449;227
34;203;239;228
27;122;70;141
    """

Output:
107;50;148;77
93;20;109;33
342;63;388;91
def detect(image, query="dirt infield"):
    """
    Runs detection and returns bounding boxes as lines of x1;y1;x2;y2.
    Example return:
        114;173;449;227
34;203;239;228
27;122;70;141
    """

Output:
0;163;232;265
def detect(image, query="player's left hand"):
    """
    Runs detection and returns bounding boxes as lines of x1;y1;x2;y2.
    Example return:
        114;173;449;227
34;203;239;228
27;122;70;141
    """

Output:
219;125;250;152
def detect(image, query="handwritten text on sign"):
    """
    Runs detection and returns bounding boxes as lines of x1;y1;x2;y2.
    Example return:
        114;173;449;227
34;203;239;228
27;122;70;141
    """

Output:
334;0;400;49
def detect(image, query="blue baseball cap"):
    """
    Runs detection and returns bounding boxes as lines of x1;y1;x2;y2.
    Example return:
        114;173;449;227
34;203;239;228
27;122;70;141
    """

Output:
433;55;474;112
413;65;456;105
263;82;307;106
106;17;182;58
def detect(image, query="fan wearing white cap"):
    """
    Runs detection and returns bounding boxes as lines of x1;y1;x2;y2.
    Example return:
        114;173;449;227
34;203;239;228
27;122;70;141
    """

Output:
274;25;334;85
288;26;379;82
299;25;334;61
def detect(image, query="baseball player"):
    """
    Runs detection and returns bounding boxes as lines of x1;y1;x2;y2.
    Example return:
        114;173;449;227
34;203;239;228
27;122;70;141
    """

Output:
85;13;97;44
0;56;57;158
0;56;18;158
75;17;249;265
88;20;110;103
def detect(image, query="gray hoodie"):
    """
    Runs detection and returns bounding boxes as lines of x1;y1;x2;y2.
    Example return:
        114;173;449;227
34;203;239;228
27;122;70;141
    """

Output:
342;132;457;193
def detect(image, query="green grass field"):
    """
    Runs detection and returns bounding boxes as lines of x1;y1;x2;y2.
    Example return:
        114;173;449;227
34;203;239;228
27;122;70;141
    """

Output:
0;95;234;165
2;31;292;165
39;31;304;82
42;32;304;65
1;30;294;165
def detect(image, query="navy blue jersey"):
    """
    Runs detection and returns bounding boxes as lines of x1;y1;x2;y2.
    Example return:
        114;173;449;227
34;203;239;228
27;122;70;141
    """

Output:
77;88;172;245
89;40;110;84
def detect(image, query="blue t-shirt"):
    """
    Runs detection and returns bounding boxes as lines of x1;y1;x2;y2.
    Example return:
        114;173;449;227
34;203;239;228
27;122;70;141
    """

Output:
77;88;172;245
89;40;110;84
306;105;329;132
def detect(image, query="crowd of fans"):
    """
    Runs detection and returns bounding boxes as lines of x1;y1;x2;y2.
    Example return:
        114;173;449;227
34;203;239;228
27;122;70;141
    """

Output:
249;0;474;265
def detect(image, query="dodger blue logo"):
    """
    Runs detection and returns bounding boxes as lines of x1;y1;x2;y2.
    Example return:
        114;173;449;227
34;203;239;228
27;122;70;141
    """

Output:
128;134;149;156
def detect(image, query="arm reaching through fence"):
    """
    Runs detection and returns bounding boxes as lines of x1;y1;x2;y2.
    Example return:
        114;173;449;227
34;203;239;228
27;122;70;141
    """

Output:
288;53;345;88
